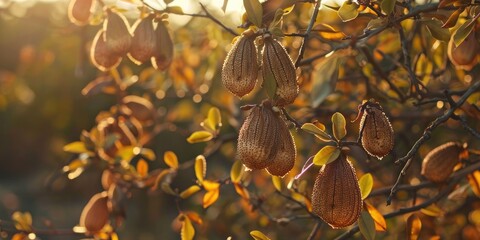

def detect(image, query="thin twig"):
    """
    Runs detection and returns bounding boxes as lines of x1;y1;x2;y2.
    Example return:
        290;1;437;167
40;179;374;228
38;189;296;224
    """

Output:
307;221;322;240
295;0;322;67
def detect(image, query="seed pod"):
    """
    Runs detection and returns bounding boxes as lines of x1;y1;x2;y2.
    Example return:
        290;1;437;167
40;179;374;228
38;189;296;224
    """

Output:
79;192;109;233
358;101;394;159
152;19;174;70
266;115;296;177
221;34;259;97
104;9;132;56
122;95;155;124
90;29;122;72
237;101;278;170
311;155;362;228
448;30;479;71
128;15;157;65
421;142;462;183
68;0;94;26
262;37;298;106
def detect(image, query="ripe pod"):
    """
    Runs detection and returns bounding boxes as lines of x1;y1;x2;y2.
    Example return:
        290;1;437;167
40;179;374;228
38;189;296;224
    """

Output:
447;30;479;71
262;36;298;106
222;34;259;97
104;9;132;56
311;155;362;228
152;20;174;70
90;29;122;72
266;114;296;177
128;15;157;65
237;101;278;170
122;95;155;125
358;101;394;159
79;192;109;233
421;142;462;183
68;0;94;26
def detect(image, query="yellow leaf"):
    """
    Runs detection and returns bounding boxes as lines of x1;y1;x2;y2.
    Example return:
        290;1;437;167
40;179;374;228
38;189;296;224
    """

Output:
164;151;179;169
195;155;207;183
291;192;312;212
202;180;220;191
301;123;331;141
12;211;32;232
337;1;359;22
63;141;89;153
331;112;347;141
203;189;220;208
420;204;444;217
140;148;156;160
187;131;213;143
230;160;244;183
468;171;480;197
272;176;283;192
180;215;195;240
366;203;387;231
406;214;422;240
313;146;340;166
250;230;271;240
136;159;149;177
63;158;89;173
180;185;201;199
234;182;250;200
185;211;203;225
116;145;136;162
359;173;373;200
203;107;222;132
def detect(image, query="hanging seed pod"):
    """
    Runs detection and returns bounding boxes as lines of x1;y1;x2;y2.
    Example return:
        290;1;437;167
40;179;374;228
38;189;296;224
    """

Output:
358;101;394;159
152;19;174;70
266;114;296;177
448;30;479;71
79;192;109;233
122;95;155;125
262;36;298;106
221;33;259;97
237;101;279;170
90;29;122;71
311;155;362;228
128;15;157;65
104;9;132;56
68;0;94;26
421;142;463;183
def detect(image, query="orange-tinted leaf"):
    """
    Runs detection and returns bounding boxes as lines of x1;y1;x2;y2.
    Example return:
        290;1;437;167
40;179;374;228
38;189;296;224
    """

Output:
185;211;203;225
11;233;27;240
202;180;220;191
468;171;480;197
187;131;213;143
234;182;250;200
406;214;422;240
180;215;195;240
63;141;89;154
12;212;32;232
164;151;179;169
442;8;463;28
179;185;201;199
366;203;387;231
420;204;444;217
250;230;271;240
195;155;206;183
136;159;149;177
203;189;220;208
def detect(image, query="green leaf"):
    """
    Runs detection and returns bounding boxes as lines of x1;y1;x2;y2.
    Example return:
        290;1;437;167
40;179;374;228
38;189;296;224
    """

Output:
243;0;263;27
424;19;450;42
230;160;244;183
331;112;347;141
359;173;374;200
381;0;396;15
359;211;376;240
250;230;271;240
337;1;359;22
311;55;340;108
453;19;475;47
313;146;341;166
301;123;332;141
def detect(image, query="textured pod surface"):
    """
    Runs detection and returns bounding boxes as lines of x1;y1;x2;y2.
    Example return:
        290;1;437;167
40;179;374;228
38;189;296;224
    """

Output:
311;156;362;228
79;192;109;233
68;0;93;26
237;102;278;170
448;30;479;71
360;104;394;159
128;15;157;65
104;9;132;56
222;35;259;97
421;142;462;183
266;116;296;177
90;29;122;72
152;20;174;70
262;37;298;106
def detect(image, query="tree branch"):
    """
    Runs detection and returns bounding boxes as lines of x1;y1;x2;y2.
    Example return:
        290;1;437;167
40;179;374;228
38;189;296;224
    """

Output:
295;0;322;67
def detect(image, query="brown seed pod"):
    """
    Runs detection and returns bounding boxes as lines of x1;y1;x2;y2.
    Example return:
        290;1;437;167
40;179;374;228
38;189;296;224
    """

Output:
311;155;362;228
90;29;122;72
79;192;109;233
266;114;296;177
104;9;132;56
122;95;155;125
448;29;479;71
68;0;94;26
152;19;174;70
262;36;298;106
221;34;259;97
237;101;279;170
421;142;462;183
358;101;394;159
128;15;157;65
